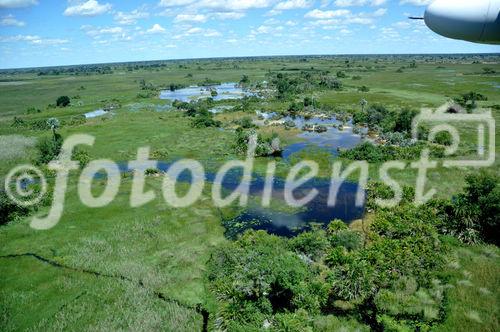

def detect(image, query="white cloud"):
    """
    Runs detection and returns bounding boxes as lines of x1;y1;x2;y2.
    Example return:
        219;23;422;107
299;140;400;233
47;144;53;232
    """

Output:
159;0;196;7
305;9;350;19
274;0;312;10
174;27;222;39
344;17;372;24
194;0;276;11
372;8;387;16
0;14;26;27
251;24;285;35
114;9;149;25
0;0;37;8
306;7;386;26
186;27;203;34
82;25;125;38
147;24;166;34
99;27;123;34
334;0;386;6
211;12;245;20
174;13;207;22
203;29;222;37
0;34;68;45
399;0;432;5
64;0;112;17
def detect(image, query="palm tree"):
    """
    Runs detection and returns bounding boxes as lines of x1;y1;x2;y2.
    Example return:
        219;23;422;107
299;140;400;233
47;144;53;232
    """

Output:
47;118;60;141
359;99;368;113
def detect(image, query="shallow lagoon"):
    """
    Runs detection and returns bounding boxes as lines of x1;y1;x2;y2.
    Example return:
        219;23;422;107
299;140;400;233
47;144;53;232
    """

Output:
96;160;364;237
261;113;366;159
160;82;252;102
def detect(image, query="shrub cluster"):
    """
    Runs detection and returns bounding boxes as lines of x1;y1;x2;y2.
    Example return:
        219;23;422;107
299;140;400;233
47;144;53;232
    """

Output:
339;141;445;162
207;201;448;331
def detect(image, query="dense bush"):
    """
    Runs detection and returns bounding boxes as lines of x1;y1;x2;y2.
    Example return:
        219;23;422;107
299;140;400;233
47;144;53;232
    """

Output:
208;201;448;330
36;134;63;164
233;128;282;157
366;181;415;211
72;148;90;168
191;113;221;128
454;91;488;111
434;171;499;245
353;105;418;134
235;116;255;129
56;95;70;107
339;141;444;162
207;231;328;330
0;190;29;226
289;229;330;261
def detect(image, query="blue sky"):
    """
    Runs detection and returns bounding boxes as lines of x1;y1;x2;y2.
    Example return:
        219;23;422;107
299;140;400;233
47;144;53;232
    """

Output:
0;0;498;69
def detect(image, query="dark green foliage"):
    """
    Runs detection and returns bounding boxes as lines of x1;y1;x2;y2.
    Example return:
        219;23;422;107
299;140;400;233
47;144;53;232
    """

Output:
380;131;413;146
30;119;52;131
0;190;29;226
327;219;348;233
11;117;26;128
72;148;90;168
435;171;499;245
191;113;221;128
324;204;446;330
328;259;376;303
235;116;255;129
139;79;157;91
482;67;496;74
454;91;488;112
233;128;282;157
394;108;419;133
168;83;185;91
432;131;453;146
289;229;330;261
329;229;363;251
56;96;70;107
366;181;415;211
336;71;347;78
36;133;63;164
208;202;448;331
303;96;313;107
339;141;444;162
207;231;328;330
353;105;418;134
240;74;249;84
1;181;50;226
287;102;303;117
26;107;41;114
319;76;342;90
358;85;369;92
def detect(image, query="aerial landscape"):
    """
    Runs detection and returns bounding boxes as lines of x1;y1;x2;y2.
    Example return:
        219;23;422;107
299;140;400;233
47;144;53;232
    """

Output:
0;1;499;331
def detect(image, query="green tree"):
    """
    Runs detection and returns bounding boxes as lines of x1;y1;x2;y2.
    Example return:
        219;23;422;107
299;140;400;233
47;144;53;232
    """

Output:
56;96;70;107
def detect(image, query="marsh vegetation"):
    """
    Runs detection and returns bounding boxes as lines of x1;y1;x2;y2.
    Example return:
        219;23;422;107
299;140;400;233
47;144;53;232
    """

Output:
0;54;499;331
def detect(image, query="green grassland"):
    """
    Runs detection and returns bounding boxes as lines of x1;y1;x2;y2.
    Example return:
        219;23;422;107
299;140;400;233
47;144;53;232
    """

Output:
0;55;499;331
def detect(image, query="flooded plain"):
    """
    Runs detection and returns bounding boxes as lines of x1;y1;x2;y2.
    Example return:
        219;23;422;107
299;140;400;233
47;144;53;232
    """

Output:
159;82;253;102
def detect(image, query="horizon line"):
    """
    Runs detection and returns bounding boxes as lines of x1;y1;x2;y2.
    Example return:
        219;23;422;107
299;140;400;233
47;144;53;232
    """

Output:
1;52;499;71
